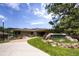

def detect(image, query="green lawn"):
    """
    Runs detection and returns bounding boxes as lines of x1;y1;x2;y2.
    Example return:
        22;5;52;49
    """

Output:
27;37;79;56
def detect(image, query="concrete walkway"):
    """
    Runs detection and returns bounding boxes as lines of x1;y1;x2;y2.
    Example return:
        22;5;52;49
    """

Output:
0;37;49;56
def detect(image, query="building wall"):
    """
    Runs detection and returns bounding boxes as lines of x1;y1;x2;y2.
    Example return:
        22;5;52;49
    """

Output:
13;30;49;39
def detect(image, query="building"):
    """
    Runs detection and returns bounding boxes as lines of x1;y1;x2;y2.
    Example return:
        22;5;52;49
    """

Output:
0;32;8;40
12;28;50;38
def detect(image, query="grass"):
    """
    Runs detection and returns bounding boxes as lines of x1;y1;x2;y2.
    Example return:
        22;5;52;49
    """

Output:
27;37;79;56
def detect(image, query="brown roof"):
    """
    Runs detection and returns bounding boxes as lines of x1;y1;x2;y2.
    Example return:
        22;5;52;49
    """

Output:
13;28;50;32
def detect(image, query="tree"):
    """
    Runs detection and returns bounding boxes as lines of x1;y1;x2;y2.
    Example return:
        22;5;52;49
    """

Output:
45;3;79;35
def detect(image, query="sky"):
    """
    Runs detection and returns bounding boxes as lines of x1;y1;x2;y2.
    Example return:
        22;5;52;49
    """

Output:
0;3;53;29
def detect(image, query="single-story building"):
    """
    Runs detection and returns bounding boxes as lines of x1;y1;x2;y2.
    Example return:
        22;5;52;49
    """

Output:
0;32;9;40
12;28;50;38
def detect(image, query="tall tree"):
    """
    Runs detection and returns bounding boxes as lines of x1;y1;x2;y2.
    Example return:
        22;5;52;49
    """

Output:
46;3;79;35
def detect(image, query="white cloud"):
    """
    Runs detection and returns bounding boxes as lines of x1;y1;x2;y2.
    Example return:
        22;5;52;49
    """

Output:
33;8;44;16
43;13;53;20
0;15;5;19
0;14;6;19
5;3;20;11
31;22;45;25
0;14;6;22
32;3;53;20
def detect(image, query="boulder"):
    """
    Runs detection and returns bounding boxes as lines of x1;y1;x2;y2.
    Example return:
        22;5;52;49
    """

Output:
77;45;79;48
56;43;61;46
59;39;64;42
66;36;78;42
63;45;69;48
45;33;53;40
51;43;56;47
46;40;53;43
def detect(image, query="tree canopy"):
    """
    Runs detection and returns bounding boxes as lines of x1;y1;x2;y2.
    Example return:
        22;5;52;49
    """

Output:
46;3;79;35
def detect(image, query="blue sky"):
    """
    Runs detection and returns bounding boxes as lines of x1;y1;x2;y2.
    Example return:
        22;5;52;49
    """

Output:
0;3;52;29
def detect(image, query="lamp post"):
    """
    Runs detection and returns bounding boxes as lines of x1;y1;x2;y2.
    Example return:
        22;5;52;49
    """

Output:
0;15;6;41
2;19;5;41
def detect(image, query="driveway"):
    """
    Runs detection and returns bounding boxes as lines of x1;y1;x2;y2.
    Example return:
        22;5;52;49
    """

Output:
0;37;49;56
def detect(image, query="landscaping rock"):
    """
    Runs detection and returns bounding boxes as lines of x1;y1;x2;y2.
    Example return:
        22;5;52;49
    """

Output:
77;45;79;48
45;33;53;40
51;43;56;47
44;37;79;48
60;39;65;42
46;40;53;43
64;46;68;48
66;36;78;42
73;46;78;48
42;40;47;43
56;43;61;46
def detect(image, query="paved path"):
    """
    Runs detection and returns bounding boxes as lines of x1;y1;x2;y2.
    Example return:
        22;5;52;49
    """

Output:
0;37;49;56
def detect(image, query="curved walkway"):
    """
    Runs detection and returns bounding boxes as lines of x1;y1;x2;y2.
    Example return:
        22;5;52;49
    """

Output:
0;37;49;56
